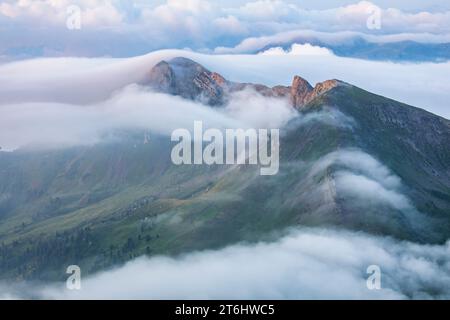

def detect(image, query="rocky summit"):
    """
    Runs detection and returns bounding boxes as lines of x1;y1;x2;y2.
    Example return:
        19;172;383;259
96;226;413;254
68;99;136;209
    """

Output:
143;57;345;108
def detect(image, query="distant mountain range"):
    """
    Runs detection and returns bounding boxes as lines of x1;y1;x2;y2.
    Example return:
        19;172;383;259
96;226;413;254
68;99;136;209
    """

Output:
5;38;450;63
218;36;450;63
0;57;449;281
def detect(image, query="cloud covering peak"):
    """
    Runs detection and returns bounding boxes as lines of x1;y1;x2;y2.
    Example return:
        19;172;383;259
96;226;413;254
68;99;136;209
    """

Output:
1;48;449;150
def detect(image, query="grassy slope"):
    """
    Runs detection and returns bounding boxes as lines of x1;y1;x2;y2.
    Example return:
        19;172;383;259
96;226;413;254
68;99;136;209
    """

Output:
0;86;449;281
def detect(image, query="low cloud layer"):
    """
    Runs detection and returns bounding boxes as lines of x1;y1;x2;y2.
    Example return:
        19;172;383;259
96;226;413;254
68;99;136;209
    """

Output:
0;87;239;150
0;85;297;150
2;228;449;299
0;49;449;149
1;48;449;149
215;29;450;55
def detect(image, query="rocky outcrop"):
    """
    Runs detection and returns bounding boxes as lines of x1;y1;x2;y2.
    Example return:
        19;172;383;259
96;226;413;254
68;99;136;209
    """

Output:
311;79;342;97
143;57;346;109
146;61;176;94
290;75;313;108
143;57;227;106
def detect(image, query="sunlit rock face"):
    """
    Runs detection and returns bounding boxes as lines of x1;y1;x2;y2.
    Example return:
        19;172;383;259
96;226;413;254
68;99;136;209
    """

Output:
290;75;313;108
143;57;345;108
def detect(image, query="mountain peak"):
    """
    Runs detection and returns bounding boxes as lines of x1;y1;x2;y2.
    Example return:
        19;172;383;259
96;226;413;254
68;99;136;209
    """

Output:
292;75;313;88
143;57;347;109
146;60;176;94
291;75;313;108
143;57;226;106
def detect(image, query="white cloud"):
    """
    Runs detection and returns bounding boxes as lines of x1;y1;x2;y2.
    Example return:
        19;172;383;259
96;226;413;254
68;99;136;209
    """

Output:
0;84;298;150
2;228;449;299
1;48;449;150
228;0;298;21
215;29;450;55
0;0;123;27
0;50;299;150
300;148;435;238
310;149;416;212
224;0;450;34
312;149;403;190
0;86;243;150
213;15;248;35
1;1;450;58
224;88;296;129
140;0;212;40
336;171;412;210
259;43;334;56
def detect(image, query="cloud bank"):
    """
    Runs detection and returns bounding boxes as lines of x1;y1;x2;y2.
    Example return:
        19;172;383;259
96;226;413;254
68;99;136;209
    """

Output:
259;43;334;56
1;48;449;150
314;150;417;213
215;29;450;55
0;50;299;150
0;87;241;150
2;228;449;299
1;1;450;58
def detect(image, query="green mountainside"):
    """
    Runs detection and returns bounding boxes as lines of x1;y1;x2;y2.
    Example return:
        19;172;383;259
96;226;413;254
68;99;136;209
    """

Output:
0;58;449;281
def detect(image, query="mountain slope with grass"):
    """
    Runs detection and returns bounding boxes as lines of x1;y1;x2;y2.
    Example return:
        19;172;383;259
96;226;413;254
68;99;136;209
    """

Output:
0;58;449;281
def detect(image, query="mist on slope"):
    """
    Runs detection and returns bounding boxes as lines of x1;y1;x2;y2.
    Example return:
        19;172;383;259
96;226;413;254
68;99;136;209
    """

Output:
0;84;294;150
1;148;447;300
1;227;449;300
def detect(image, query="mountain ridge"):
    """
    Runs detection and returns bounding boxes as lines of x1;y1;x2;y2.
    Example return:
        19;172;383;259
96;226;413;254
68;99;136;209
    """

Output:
142;56;346;109
0;57;449;281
